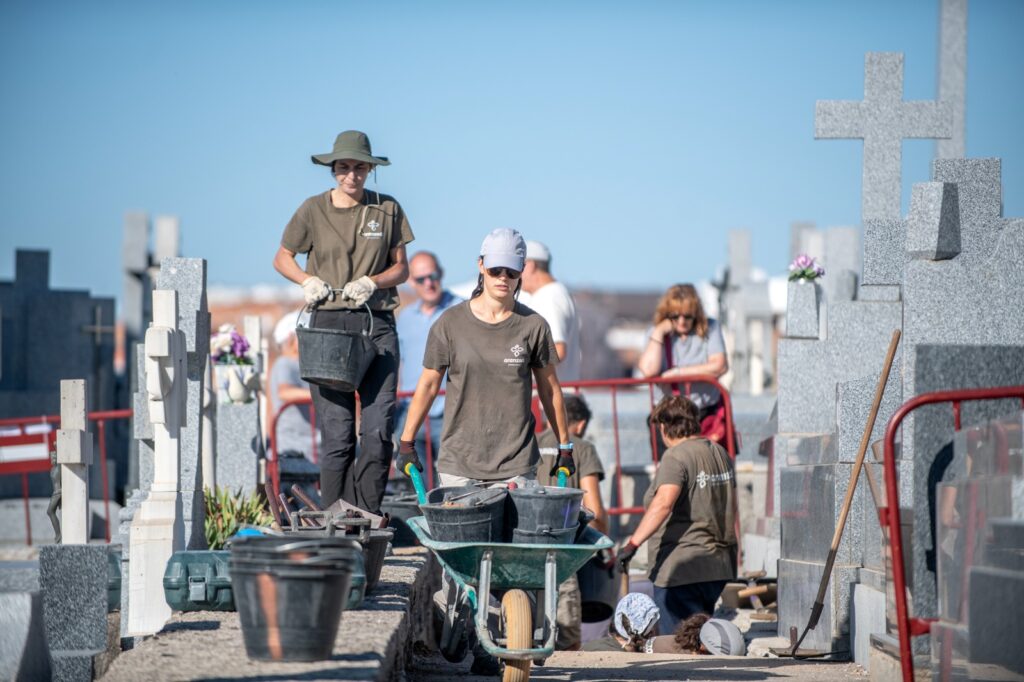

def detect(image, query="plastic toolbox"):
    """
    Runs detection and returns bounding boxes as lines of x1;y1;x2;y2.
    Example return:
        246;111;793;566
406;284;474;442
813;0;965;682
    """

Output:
163;550;235;611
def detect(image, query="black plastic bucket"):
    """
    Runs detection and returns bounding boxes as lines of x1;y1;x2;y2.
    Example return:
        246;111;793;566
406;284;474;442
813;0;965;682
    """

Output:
297;305;377;391
421;486;507;543
229;536;360;661
381;493;421;547
508;486;584;532
511;524;578;545
359;528;393;593
577;552;620;623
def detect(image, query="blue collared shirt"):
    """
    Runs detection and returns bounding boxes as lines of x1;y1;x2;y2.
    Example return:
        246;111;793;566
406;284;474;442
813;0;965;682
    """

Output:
397;289;462;416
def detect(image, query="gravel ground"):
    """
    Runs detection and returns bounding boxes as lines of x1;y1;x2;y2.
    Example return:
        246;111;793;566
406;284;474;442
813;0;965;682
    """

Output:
102;548;437;682
405;649;868;681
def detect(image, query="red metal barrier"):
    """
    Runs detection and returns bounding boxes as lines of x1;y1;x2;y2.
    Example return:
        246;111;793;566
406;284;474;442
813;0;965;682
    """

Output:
880;385;1024;682
0;409;131;545
267;375;736;518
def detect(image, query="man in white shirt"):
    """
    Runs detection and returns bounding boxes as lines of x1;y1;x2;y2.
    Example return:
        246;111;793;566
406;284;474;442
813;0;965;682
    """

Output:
522;240;582;382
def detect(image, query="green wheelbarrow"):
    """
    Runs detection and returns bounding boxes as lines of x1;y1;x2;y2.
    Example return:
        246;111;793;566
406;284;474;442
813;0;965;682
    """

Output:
405;468;612;682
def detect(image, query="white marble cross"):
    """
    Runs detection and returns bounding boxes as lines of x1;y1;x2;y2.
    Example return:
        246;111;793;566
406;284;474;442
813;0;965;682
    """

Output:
815;52;953;222
128;288;188;636
56;379;92;544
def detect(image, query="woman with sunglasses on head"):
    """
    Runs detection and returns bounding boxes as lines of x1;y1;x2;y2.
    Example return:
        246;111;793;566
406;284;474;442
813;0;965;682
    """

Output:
637;283;729;443
397;228;574;490
272;130;413;514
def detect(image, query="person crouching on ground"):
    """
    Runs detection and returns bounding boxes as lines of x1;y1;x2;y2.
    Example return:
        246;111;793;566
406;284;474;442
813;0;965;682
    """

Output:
617;395;738;633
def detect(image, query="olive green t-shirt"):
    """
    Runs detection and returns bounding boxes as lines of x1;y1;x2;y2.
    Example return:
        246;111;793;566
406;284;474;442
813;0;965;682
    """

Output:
281;190;414;311
423;301;556;481
534;429;605;488
644;438;737;588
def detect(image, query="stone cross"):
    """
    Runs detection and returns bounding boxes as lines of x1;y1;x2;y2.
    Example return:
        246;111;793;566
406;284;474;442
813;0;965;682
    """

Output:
936;0;967;159
127;288;187;636
145;289;188;490
815;52;953;221
56;379;92;544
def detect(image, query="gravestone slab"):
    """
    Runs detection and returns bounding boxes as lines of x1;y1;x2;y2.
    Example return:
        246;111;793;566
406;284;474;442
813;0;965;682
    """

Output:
40;544;110;681
785;280;821;339
778;559;858;653
156;258;210;550
906;182;960;260
215;400;262;495
0;591;51;681
780;462;866;565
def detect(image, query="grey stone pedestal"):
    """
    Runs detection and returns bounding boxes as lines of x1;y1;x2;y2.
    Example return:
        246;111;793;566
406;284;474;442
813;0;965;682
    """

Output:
40;544;115;681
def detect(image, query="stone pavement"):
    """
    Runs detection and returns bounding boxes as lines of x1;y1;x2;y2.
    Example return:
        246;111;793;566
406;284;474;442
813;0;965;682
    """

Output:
103;548;437;682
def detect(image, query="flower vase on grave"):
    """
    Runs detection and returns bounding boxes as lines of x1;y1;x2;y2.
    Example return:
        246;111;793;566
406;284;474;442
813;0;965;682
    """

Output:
218;364;260;404
786;278;821;339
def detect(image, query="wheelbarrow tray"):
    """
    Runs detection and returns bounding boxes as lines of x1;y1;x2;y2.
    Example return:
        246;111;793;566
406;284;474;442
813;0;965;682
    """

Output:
406;516;612;590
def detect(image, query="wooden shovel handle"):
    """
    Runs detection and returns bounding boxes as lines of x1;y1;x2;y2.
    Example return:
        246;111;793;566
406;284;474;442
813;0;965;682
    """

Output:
738;584;770;599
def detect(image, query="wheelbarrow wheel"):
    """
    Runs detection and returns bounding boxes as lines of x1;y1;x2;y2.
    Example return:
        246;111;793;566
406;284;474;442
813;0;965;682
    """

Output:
501;589;532;682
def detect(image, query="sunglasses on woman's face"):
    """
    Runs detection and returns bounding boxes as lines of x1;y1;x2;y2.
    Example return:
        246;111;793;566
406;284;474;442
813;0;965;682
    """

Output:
667;313;695;322
486;267;521;279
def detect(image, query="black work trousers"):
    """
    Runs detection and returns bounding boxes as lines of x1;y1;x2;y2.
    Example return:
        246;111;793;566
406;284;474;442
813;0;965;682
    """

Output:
309;308;398;514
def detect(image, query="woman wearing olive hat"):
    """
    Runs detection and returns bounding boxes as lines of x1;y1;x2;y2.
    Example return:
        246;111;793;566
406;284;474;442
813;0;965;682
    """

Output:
273;130;414;513
397;228;575;487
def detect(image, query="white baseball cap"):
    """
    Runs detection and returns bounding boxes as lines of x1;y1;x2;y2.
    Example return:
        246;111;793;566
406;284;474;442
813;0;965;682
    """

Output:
480;228;526;272
525;240;551;262
273;309;309;346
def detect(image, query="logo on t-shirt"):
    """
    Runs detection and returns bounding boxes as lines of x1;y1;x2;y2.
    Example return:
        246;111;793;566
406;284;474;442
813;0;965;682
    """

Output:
504;343;527;365
697;469;733;489
360;220;383;239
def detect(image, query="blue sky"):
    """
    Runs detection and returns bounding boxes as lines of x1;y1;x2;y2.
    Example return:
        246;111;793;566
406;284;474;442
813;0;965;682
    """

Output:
1;0;1022;309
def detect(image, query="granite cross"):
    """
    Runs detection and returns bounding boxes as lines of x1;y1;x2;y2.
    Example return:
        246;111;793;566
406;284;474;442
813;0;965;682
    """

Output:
936;0;967;159
815;52;953;222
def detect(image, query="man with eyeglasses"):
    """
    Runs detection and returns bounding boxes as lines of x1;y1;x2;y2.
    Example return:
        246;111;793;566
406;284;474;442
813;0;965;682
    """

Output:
521;241;582;382
395;251;462;476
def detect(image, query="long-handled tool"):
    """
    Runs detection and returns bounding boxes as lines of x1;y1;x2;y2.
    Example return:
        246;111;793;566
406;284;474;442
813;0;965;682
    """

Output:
787;329;901;658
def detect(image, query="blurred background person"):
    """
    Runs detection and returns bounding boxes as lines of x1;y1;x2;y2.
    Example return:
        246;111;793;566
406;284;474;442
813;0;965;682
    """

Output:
637;283;729;443
395;250;462;482
269;310;315;461
521;240;582;382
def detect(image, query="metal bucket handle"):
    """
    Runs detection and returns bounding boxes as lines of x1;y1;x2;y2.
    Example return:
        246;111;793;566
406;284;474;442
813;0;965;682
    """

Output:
302;300;374;338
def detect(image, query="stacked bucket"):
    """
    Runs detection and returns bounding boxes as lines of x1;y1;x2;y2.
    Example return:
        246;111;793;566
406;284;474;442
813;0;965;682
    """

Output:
229;536;362;661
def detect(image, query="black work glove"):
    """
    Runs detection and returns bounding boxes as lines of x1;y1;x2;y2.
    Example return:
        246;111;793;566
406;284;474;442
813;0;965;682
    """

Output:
549;448;576;478
397;440;423;476
617;541;638;572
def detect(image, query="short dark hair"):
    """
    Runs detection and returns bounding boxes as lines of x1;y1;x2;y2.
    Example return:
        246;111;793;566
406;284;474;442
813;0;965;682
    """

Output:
564;394;592;425
650;395;701;440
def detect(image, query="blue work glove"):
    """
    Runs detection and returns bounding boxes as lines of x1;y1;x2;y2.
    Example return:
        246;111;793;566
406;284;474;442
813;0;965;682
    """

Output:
548;443;576;478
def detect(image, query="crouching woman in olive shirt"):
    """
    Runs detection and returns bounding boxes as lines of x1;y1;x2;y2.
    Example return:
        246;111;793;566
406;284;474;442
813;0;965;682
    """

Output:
397;228;575;486
617;395;738;633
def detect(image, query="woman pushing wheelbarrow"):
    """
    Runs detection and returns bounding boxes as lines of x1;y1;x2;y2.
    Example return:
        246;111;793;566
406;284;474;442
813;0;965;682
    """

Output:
398;229;607;680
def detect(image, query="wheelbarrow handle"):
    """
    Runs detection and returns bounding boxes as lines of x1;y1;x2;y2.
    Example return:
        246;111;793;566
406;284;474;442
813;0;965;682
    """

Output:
407;464;428;505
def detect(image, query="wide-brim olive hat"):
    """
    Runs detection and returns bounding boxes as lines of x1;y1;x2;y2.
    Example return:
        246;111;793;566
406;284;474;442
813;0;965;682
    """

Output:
311;130;391;167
